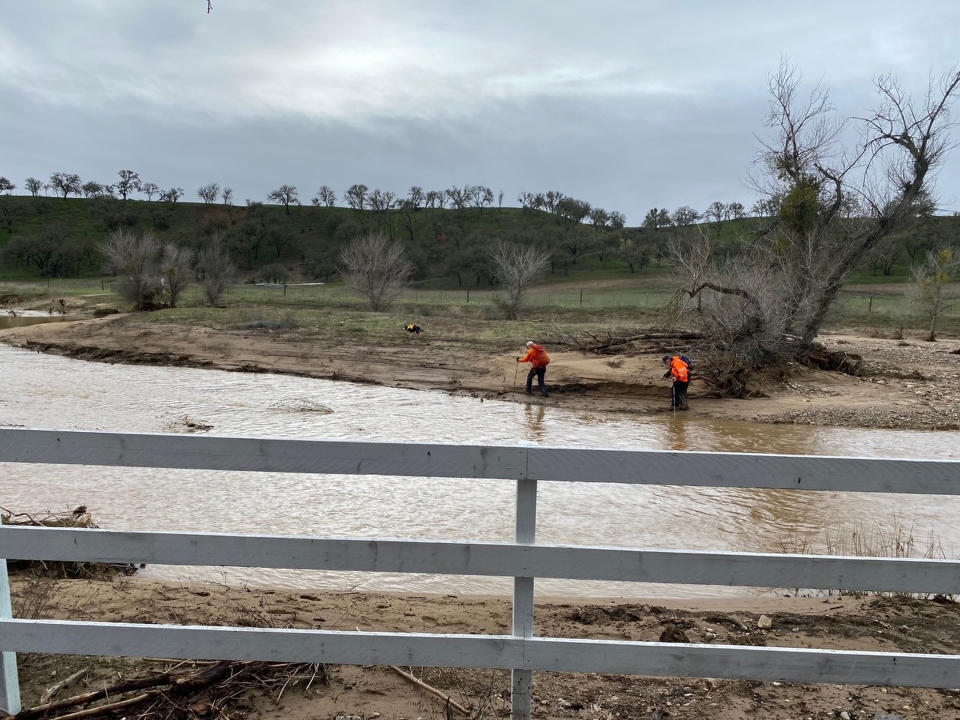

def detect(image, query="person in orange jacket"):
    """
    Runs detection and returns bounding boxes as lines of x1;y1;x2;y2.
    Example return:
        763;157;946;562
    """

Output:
662;354;691;410
517;340;551;397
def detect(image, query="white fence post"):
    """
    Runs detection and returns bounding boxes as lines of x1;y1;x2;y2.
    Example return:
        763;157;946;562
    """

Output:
511;477;537;720
0;554;21;716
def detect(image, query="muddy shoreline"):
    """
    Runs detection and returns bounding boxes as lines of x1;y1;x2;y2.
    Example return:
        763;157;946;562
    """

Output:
9;576;960;720
3;315;959;430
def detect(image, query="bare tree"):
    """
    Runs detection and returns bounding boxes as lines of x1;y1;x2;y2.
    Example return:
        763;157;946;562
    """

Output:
619;235;652;274
82;181;104;198
670;63;960;387
197;182;219;204
0;177;14;194
672;206;700;226
544;190;564;213
160;187;184;203
368;189;395;212
339;231;413;311
196;235;235;306
159;242;193;308
24;177;43;197
589;207;610;229
101;229;161;310
704;201;726;230
908;245;960;341
267;184;298;213
468;185;493;212
49;172;82;199
344;184;368;210
221;186;233;205
489;241;550;319
642;208;672;230
115;170;141;200
517;191;535;209
317;185;336;207
141;182;160;201
444;186;469;211
407;186;424;209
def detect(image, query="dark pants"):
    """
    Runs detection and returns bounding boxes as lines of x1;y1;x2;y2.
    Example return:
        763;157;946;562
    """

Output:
526;366;548;397
671;381;689;410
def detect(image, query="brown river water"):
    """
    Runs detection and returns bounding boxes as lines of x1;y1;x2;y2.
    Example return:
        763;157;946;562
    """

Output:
1;343;958;598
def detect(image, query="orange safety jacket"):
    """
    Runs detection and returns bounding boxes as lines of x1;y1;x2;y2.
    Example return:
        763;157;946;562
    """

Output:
519;344;551;368
669;356;689;383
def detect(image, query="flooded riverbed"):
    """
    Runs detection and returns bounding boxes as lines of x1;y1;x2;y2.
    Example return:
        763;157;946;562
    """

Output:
1;344;958;597
0;310;69;331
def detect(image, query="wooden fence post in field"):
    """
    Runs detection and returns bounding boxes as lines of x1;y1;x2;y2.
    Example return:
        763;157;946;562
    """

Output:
579;289;583;305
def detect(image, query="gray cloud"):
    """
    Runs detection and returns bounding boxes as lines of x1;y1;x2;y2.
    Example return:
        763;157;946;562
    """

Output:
2;1;959;221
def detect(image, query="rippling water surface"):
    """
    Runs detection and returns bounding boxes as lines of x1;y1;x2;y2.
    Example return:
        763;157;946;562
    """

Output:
2;344;958;597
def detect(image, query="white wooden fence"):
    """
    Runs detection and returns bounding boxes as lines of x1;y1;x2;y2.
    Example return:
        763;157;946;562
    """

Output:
2;428;960;719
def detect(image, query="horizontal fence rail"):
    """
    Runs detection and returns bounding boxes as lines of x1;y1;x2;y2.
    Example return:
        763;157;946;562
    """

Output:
3;428;960;493
3;619;960;689
4;526;960;595
3;427;960;719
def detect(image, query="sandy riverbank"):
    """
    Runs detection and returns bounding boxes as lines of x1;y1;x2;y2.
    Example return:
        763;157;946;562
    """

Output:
8;575;960;720
2;313;960;430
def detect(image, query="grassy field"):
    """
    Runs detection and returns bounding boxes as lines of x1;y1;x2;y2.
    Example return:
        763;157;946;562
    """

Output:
3;270;958;343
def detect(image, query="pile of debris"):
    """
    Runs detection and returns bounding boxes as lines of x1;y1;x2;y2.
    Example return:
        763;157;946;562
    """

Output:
0;506;139;579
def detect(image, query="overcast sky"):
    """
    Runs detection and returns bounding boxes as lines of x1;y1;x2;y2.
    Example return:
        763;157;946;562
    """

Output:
2;1;959;223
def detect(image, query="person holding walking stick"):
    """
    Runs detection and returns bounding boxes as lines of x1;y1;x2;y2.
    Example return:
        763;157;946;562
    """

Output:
662;354;691;410
517;341;551;397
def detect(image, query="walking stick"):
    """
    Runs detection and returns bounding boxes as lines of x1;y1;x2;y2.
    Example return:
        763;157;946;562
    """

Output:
513;360;519;390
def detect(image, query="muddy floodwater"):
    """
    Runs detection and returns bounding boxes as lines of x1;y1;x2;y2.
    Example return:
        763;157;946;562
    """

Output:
2;344;958;598
0;310;69;331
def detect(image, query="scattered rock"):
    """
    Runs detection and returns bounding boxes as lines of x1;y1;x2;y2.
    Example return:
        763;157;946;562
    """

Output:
659;623;691;643
757;614;773;629
839;711;851;720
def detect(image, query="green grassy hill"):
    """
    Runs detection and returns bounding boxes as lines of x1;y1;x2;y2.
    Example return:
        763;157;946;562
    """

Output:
1;194;957;288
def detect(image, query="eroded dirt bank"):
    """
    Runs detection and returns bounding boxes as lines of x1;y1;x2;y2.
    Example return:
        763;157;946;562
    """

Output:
9;576;960;720
3;315;960;429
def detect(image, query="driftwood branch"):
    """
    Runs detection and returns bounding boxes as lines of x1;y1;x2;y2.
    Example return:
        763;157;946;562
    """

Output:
553;329;703;354
16;675;172;719
46;691;160;720
389;665;471;716
16;660;327;720
40;669;88;703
